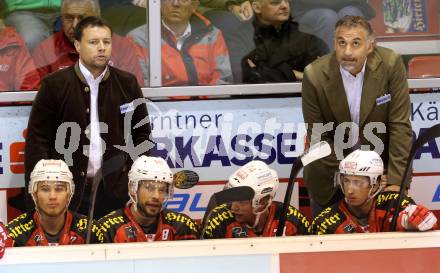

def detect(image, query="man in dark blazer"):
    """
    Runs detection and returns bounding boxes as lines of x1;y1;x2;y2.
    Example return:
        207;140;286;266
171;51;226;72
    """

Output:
25;16;151;219
302;16;412;217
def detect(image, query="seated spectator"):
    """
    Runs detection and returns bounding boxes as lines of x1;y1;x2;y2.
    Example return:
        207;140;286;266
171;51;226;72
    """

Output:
5;159;100;246
210;13;254;83
32;0;144;85
242;0;328;83
100;0;147;35
98;156;199;243
291;0;376;50
128;0;232;86
311;150;438;234
202;160;310;238
3;0;61;52
0;15;40;91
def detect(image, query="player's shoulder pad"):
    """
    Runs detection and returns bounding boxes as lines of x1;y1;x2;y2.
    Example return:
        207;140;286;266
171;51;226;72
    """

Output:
311;204;345;235
98;209;127;231
273;202;310;226
162;209;199;234
203;204;235;237
375;191;415;210
6;213;35;239
70;211;99;236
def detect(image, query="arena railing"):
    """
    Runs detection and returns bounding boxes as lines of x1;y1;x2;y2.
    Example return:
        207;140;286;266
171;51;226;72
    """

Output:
0;231;439;272
0;78;439;103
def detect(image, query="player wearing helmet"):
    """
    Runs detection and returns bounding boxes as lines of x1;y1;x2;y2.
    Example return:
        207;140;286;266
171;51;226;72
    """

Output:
6;159;101;246
311;150;437;234
97;156;199;243
202;160;310;238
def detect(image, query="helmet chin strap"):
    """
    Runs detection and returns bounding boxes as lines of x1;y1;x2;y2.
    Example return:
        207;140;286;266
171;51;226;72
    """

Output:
247;200;272;229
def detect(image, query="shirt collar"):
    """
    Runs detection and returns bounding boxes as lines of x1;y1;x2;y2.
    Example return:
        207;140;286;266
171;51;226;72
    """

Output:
162;20;192;40
340;59;367;79
79;59;108;84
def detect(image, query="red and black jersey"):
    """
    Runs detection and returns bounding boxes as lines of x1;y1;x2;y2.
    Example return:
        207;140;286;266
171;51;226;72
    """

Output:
97;204;199;243
6;211;100;246
311;191;419;234
202;201;311;239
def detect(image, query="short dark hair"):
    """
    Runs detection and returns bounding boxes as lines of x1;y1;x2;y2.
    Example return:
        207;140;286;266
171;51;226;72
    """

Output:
73;16;112;41
335;15;375;41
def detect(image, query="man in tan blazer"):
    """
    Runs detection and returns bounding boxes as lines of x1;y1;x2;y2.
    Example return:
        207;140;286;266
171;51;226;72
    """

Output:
301;16;412;217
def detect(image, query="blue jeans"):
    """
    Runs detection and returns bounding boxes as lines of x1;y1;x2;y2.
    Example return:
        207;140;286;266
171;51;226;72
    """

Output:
296;6;364;51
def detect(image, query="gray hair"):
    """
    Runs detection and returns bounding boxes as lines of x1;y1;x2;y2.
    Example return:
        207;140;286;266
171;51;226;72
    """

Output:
335;15;376;42
61;0;101;16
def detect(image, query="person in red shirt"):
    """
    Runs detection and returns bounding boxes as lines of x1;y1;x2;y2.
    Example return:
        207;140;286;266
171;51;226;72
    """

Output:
32;0;143;85
6;159;100;246
0;15;40;91
311;150;438;234
97;156;199;243
202;160;310;238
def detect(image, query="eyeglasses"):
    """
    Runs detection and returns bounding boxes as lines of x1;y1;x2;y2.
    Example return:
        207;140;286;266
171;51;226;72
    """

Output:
139;181;170;195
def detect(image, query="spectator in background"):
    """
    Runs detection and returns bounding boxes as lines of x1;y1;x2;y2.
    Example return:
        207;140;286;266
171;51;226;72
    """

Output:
198;0;255;82
242;0;327;83
100;0;147;36
0;5;40;91
291;0;376;50
32;0;144;86
3;0;61;52
128;0;232;86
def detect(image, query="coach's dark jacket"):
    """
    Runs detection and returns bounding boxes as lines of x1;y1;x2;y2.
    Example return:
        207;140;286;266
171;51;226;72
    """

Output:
25;62;151;213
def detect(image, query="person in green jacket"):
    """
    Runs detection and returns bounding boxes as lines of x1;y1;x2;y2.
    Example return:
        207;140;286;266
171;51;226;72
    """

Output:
3;0;62;51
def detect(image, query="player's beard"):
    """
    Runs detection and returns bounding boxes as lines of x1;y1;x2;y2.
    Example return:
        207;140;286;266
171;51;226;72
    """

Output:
137;202;162;218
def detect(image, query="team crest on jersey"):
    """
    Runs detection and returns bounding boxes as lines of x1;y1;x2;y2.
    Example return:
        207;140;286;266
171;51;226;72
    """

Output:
232;227;247;238
162;229;169;240
343;224;355;233
125;226;136;239
34;234;42;245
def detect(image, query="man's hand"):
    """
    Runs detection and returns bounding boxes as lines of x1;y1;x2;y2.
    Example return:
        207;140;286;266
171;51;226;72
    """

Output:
132;0;147;8
229;1;253;21
293;70;303;80
247;58;256;68
240;1;253;21
399;204;437;231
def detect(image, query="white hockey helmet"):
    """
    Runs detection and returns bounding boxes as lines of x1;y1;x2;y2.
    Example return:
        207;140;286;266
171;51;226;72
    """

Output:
226;160;279;210
128;156;174;202
336;150;384;197
29;159;75;204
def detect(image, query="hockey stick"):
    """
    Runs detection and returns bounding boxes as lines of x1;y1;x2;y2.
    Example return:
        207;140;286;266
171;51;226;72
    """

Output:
200;186;255;239
390;123;440;231
276;141;331;236
86;154;126;244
